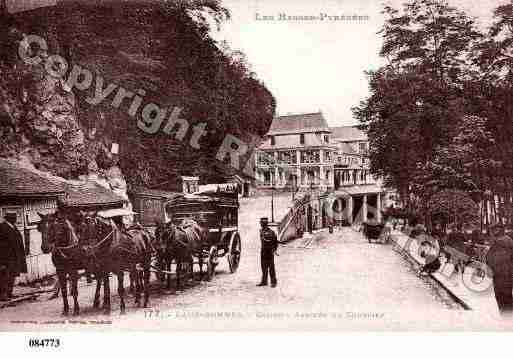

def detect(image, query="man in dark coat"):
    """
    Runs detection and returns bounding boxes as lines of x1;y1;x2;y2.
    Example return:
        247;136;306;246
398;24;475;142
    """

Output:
486;224;513;315
0;212;27;300
257;217;278;288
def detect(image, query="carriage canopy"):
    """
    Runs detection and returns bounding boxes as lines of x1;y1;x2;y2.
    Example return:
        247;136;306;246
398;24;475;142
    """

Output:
165;184;239;229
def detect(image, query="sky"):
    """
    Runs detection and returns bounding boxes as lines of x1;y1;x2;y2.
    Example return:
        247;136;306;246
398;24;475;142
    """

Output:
213;0;506;126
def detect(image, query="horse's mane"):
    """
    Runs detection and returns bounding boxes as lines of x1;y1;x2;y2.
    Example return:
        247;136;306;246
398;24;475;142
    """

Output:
64;219;79;246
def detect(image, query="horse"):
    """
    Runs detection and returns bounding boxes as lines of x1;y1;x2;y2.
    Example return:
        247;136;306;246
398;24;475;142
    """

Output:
154;221;173;288
83;215;153;314
39;212;85;316
75;213;118;313
40;210;152;315
156;219;208;290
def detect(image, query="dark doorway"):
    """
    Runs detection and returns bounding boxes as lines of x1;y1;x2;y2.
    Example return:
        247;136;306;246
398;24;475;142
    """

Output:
333;198;348;225
322;202;328;228
243;182;249;197
352;196;363;223
334;171;341;189
307;205;313;233
288;174;298;190
367;194;378;221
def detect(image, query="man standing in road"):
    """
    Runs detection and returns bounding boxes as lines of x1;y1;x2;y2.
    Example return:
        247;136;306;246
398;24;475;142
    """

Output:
0;212;27;301
257;217;278;288
486;223;513;315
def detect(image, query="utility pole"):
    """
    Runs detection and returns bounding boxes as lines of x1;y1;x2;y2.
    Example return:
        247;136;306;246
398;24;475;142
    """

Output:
292;175;296;202
271;173;275;223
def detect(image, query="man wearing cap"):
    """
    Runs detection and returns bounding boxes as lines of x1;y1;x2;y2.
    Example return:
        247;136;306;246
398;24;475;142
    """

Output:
486;223;513;315
0;212;27;301
257;217;278;288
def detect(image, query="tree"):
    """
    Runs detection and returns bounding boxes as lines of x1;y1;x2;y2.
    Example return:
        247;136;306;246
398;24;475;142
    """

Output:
471;4;513;226
354;0;482;208
427;189;479;228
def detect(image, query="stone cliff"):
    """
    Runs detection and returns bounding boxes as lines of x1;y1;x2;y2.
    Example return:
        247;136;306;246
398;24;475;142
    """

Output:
0;1;275;191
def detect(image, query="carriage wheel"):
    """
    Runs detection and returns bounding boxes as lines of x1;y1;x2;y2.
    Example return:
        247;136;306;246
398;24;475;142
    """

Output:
227;232;241;273
206;246;218;281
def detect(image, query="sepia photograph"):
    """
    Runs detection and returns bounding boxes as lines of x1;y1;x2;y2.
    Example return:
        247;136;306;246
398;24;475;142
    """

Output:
0;0;513;338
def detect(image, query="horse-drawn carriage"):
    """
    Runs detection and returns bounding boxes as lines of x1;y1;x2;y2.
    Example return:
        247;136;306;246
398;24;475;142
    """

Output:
362;221;391;244
37;183;242;316
156;183;242;285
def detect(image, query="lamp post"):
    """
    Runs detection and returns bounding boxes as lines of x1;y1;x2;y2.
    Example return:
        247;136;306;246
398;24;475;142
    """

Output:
308;170;314;233
271;170;275;223
292;174;297;202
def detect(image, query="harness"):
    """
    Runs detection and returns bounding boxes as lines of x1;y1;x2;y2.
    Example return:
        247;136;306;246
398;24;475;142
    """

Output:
164;225;190;249
55;229;114;261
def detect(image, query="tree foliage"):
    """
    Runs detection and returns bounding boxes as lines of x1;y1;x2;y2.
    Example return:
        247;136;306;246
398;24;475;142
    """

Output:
427;189;479;226
354;0;513;227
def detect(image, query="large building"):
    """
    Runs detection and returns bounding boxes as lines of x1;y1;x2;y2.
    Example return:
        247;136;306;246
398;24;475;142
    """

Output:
255;112;390;225
255;112;337;191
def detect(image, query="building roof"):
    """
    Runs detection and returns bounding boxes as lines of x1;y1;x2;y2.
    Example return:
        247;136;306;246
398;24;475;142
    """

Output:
129;187;183;200
63;182;125;207
330;126;367;142
268;112;331;135
259;143;337;151
0;159;65;198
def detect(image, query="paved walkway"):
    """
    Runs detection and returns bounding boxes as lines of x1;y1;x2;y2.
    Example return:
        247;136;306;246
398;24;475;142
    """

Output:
390;230;502;317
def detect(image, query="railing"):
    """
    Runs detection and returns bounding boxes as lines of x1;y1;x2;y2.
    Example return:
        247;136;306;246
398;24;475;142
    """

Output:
277;193;310;242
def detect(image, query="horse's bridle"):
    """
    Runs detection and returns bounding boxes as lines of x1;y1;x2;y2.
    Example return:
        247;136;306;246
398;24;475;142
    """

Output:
48;219;77;259
53;217;114;260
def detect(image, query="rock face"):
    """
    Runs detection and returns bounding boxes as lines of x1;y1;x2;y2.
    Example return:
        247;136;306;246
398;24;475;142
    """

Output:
1;49;90;177
0;1;276;188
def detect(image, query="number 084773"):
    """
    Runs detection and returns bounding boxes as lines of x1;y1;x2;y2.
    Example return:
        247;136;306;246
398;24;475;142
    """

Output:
28;338;61;348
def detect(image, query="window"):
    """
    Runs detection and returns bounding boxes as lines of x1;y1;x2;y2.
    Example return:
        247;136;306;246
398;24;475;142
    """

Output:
300;134;305;145
270;136;275;146
181;177;199;194
307;171;315;185
258;152;274;166
324;151;332;163
264;171;271;186
277;150;297;164
300;150;320;164
324;135;329;143
223;152;231;164
359;142;368;154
